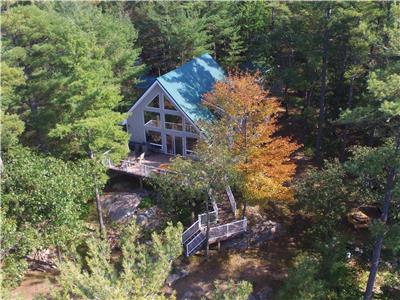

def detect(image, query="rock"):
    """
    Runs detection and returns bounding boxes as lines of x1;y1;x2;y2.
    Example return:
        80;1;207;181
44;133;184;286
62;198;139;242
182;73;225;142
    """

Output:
166;273;181;286
165;269;189;286
255;286;273;300
182;291;194;300
102;192;143;222
347;206;381;229
136;214;148;226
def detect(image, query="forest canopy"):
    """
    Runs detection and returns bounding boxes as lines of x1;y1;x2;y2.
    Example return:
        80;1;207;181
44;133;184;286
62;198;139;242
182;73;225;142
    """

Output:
1;1;399;299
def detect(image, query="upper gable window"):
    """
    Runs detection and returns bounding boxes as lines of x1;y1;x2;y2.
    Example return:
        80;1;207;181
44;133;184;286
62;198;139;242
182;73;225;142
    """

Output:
164;96;177;111
147;95;160;108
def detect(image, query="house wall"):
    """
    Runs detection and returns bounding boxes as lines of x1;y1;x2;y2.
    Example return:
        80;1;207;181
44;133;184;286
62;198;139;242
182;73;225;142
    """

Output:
127;82;200;156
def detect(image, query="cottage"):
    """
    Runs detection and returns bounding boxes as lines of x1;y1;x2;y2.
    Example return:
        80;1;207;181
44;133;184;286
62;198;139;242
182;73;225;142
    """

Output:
126;53;225;157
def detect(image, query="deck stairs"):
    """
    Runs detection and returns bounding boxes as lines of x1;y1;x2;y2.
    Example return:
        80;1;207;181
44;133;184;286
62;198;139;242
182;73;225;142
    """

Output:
182;187;247;256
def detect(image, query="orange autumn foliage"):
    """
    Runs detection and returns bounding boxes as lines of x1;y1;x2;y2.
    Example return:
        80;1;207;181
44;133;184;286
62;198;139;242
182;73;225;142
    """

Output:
203;72;299;203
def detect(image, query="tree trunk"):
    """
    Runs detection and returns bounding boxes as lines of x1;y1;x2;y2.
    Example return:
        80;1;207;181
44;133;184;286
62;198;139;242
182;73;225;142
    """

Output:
364;133;400;300
283;85;289;116
315;7;331;165
340;77;354;161
87;130;106;239
93;173;106;239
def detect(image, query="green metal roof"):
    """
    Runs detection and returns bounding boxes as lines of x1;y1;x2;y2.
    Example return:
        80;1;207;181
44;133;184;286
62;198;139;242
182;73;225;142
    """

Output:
156;53;225;123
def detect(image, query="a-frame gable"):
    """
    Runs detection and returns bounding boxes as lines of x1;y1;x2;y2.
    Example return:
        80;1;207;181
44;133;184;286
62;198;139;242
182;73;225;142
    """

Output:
128;80;201;133
128;80;159;113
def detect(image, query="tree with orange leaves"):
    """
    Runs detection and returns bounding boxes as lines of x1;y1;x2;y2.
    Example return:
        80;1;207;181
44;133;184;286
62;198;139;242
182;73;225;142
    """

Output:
203;72;299;213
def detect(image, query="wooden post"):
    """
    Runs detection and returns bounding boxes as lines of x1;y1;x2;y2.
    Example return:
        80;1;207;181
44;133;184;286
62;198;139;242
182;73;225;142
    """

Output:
139;177;143;189
217;241;221;251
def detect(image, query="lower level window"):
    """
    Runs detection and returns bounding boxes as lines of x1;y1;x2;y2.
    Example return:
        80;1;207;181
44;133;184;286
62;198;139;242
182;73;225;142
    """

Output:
186;137;198;155
146;130;162;149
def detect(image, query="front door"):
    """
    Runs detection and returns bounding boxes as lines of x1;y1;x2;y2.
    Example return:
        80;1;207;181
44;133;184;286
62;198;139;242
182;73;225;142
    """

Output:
166;134;183;155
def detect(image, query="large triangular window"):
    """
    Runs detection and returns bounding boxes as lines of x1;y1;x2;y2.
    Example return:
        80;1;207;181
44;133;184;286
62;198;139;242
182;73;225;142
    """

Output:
164;96;177;111
147;95;160;108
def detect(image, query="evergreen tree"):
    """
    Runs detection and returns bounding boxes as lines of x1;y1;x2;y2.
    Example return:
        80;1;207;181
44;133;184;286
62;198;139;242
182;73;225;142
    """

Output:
52;221;183;299
1;146;105;289
129;1;211;75
2;4;143;161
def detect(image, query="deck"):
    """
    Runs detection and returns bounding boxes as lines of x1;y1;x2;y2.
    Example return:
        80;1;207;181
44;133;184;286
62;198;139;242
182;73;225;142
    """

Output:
107;152;173;177
104;151;245;257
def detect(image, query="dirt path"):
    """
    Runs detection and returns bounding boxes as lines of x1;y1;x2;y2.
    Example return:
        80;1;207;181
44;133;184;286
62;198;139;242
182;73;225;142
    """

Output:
11;270;58;300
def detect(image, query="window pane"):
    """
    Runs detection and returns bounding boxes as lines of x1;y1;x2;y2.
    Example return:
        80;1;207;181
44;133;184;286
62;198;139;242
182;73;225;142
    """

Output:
164;96;177;110
147;95;160;108
165;114;183;130
144;111;160;127
146;130;162;149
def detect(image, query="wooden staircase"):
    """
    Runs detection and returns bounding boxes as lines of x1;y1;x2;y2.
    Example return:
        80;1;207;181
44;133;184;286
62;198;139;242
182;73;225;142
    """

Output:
181;186;247;256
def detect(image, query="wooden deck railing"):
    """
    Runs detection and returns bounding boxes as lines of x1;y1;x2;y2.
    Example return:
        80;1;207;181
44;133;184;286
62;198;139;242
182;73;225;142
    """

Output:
209;218;247;243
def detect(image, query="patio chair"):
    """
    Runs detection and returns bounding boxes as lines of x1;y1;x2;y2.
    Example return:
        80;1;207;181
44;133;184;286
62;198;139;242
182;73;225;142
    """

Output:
136;152;145;164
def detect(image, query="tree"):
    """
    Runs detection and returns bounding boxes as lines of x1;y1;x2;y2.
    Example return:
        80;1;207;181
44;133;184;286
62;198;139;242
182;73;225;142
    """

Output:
200;2;246;68
52;221;183;299
1;4;142;161
1;146;105;288
128;1;211;75
203;72;299;213
295;141;400;299
277;245;361;300
315;5;331;165
150;124;239;256
338;4;400;297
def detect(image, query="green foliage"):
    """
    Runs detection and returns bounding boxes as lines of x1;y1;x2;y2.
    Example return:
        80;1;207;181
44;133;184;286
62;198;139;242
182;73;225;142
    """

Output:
0;112;25;151
52;221;183;299
138;196;155;209
130;1;211;74
295;139;400;239
210;280;253;300
277;244;361;300
381;271;400;300
339;3;399;139
149;169;204;223
2;3;142;160
295;161;348;236
149;123;239;221
1;146;104;288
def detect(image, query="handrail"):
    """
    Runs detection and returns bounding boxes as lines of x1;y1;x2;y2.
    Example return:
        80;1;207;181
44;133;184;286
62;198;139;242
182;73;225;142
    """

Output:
198;211;218;227
139;164;169;176
182;220;200;244
209;218;247;240
165;121;183;131
225;185;237;217
185;231;206;256
144;119;161;128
